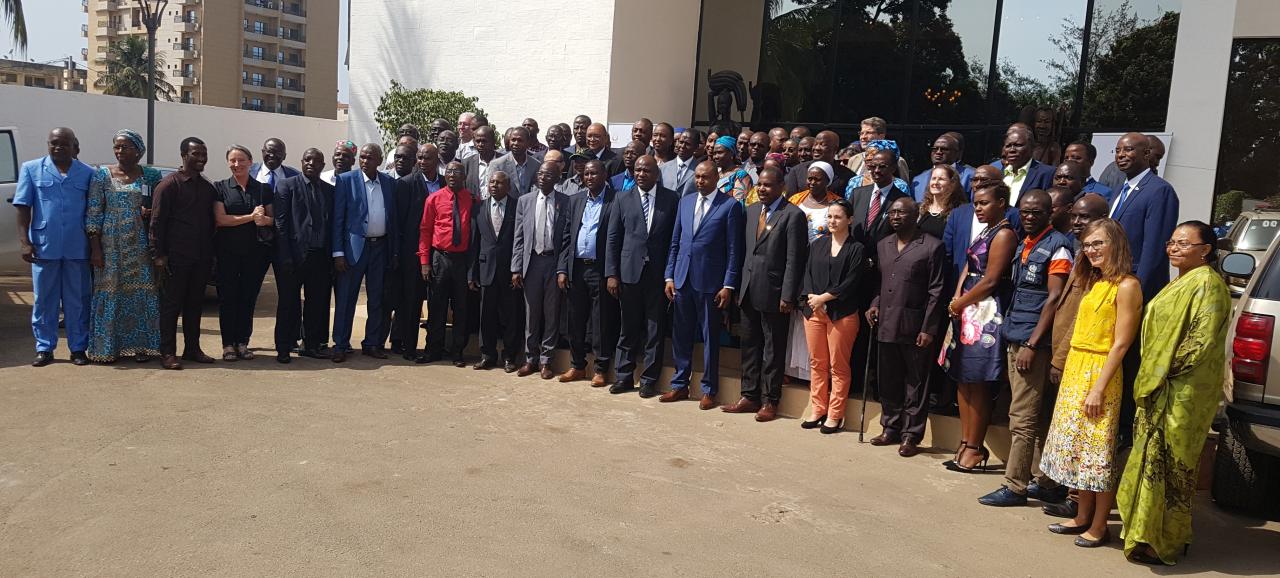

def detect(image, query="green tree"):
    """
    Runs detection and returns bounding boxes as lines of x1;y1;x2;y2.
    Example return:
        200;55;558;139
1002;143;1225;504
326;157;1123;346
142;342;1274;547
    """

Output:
93;35;175;101
2;0;24;52
1214;39;1280;207
373;80;486;150
1079;12;1179;129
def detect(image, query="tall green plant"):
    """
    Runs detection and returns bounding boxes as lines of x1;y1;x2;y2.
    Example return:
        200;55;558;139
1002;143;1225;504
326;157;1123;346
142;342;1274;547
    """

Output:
373;80;486;150
1;0;24;52
94;35;175;101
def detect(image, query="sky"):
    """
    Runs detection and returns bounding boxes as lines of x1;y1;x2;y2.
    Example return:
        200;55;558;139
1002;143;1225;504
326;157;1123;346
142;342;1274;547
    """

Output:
0;0;351;102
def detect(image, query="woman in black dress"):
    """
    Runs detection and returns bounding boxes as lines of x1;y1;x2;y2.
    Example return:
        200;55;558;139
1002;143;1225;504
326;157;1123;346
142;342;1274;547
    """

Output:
917;164;966;239
213;145;274;360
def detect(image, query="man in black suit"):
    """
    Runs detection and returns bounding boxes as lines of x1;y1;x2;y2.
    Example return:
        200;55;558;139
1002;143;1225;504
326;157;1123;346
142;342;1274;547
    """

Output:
785;130;851;194
604;155;679;397
866;197;946;457
385;143;443;359
463;126;501;199
273;148;334;363
585;123;623;176
469;171;522;372
557;160;619;386
849;148;909;302
722;167;807;421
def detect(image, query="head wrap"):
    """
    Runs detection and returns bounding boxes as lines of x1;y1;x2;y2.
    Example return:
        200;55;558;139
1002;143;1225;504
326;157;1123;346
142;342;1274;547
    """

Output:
866;139;899;162
765;152;787;165
115;129;145;155
809;160;834;182
714;135;738;157
335;139;357;153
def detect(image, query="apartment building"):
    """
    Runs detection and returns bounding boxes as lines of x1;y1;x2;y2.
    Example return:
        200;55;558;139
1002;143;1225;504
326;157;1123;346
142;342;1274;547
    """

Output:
84;0;337;119
0;58;88;92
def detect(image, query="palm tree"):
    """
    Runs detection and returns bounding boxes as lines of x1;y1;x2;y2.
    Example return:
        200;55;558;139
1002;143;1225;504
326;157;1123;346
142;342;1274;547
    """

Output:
94;35;175;101
2;0;25;51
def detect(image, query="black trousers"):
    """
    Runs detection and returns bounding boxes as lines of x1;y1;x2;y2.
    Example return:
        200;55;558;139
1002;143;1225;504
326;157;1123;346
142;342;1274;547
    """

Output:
274;249;332;353
215;244;271;347
877;341;931;440
740;299;789;404
379;255;427;352
615;264;669;387
479;278;525;363
567;260;618;374
159;259;211;356
426;251;470;358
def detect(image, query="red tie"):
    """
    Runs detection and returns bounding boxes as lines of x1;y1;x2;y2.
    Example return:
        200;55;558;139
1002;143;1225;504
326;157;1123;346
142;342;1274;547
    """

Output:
867;191;880;227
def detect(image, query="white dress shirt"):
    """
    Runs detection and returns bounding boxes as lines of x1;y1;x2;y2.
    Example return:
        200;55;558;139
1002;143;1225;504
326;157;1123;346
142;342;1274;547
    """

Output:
255;163;288;186
364;172;386;238
637;185;656;232
1110;167;1150;217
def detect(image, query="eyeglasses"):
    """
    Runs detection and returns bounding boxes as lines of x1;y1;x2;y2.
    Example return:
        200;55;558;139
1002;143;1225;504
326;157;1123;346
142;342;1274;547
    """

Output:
1165;240;1209;250
1082;240;1108;252
866;163;891;170
1019;209;1047;217
444;168;464;174
886;209;912;216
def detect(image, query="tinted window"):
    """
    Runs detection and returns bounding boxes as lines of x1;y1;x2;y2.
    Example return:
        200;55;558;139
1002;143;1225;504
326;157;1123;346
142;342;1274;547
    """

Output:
1251;240;1280;301
1239;218;1280;252
0;130;16;184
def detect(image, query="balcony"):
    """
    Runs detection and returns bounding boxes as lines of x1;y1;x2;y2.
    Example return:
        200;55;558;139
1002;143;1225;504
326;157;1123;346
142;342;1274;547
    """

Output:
278;80;305;95
178;74;199;87
242;24;277;41
242;102;269;112
278;27;305;46
180;0;201;4
81;0;88;13
172;15;199;32
81;23;88;37
172;43;198;59
94;21;118;37
95;0;121;12
243;77;274;92
244;0;277;14
277;55;305;71
242;49;277;66
281;3;305;18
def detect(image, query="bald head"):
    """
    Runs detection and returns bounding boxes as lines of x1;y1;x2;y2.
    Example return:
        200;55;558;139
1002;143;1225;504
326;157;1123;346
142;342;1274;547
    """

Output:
814;130;840;162
587;123;609;152
1069;193;1110;237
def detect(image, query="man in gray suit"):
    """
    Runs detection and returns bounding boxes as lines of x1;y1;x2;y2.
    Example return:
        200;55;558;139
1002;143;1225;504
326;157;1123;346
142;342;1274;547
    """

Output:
511;164;569;380
866;197;946;457
660;128;701;197
488;126;541;198
722;167;807;422
463;126;501;199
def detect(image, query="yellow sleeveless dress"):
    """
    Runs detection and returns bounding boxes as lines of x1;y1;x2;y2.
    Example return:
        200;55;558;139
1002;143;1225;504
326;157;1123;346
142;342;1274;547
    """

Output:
1040;279;1124;492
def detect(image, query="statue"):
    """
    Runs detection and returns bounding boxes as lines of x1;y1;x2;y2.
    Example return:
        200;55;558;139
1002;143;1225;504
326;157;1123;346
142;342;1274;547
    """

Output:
707;69;746;137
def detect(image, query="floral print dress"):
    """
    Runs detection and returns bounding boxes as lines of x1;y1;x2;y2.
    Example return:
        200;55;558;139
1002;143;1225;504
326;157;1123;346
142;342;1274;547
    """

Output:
945;222;1010;383
85;166;162;361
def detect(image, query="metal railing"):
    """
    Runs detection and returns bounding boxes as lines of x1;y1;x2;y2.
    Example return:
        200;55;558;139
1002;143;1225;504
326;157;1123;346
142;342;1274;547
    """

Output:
281;4;305;17
244;0;277;9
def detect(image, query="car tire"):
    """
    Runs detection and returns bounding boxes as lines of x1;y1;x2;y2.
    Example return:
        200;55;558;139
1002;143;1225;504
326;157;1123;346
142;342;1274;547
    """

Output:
1212;417;1280;518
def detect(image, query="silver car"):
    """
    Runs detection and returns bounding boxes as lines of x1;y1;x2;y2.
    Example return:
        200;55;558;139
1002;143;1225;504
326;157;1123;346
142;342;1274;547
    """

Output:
1219;211;1280;297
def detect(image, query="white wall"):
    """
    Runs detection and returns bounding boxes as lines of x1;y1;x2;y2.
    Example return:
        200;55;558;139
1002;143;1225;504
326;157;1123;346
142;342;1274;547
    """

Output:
607;0;702;127
0;84;347;180
347;0;616;148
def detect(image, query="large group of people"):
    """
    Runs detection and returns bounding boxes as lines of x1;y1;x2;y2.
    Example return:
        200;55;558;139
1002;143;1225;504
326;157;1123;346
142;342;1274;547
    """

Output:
14;112;1231;566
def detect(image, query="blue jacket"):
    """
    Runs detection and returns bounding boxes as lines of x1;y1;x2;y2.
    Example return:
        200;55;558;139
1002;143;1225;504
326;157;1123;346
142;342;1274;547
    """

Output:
1081;178;1113;201
665;192;743;293
332;169;399;264
249;162;301;190
14;156;94;260
1111;171;1179;301
911;163;975;202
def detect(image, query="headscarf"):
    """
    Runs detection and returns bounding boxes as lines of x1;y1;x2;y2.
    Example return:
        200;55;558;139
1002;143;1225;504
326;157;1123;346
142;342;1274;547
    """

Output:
714;135;738;158
765;152;786;165
866;139;899;161
335;139;357;153
809;160;834;183
115;129;146;155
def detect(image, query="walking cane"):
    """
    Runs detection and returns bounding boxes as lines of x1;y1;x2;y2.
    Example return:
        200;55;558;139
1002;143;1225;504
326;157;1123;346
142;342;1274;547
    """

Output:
859;323;876;443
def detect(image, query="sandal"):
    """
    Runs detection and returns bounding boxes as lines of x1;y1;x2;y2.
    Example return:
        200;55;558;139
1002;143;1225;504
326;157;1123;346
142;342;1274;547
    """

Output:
942;440;968;468
222;346;239;361
238;344;255;360
946;443;989;473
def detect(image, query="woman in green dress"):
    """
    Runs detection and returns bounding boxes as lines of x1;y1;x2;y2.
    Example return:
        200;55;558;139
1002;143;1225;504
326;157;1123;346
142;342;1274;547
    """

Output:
1117;220;1232;565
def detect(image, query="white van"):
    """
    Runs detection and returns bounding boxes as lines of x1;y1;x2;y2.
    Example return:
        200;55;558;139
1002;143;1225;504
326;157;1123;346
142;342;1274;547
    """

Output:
0;126;21;271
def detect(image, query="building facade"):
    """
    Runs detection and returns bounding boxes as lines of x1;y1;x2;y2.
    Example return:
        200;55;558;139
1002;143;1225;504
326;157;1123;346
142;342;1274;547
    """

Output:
84;0;338;119
0;58;87;92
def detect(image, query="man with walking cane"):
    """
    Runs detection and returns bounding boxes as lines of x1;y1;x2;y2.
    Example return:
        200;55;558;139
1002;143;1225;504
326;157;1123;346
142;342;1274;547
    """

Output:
865;197;947;456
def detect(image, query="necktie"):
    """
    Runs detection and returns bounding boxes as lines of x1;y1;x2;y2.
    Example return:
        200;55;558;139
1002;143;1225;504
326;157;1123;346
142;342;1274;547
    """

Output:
451;190;462;247
640;192;651;231
676;161;687;184
267;169;276;192
757;205;767;240
694;195;707;233
536;195;548;254
492;199;503;234
867;190;881;227
1111;183;1132;217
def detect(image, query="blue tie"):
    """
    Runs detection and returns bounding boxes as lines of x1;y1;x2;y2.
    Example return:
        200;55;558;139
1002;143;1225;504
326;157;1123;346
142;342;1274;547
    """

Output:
267;169;277;192
1112;183;1132;216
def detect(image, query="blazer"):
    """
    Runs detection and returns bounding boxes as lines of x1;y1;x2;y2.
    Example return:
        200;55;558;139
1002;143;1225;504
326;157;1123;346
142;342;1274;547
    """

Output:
605;185;680;284
848;184;909;249
847;152;912;185
332;169;399;264
394;170;434;264
1110;170;1179;300
659;157;698;196
487;152;542;198
558;187;617;279
871;232;947;344
739;199;807;312
911;163;975;202
249;162;301;189
510;189;570;276
469;195;517;286
665;191;744;293
801;235;866;321
991;159;1055;197
462;152;506;198
273;174;334;266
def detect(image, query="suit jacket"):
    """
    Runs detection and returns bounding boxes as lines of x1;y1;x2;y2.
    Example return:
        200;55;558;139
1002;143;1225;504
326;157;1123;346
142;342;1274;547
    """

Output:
332;169;399;264
558;187;617;279
462;152;501;199
594;147;624;177
249;162;301;190
273;174;334;266
785;159;853;195
469;195;517;286
911;163;975;202
487;152;542;198
394;170;434;265
665;192;744;293
1110;171;1179;300
991;159;1055;196
605;185;680;284
510;189;570;276
871;232;946;344
846;152;911;185
849;184;909;249
739;200;807;312
659;157;698;196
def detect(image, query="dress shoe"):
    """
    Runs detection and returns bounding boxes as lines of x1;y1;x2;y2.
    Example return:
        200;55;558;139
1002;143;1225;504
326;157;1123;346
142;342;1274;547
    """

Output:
276;353;291;364
452;358;466;368
869;432;901;446
182;350;215;364
1042;500;1079;519
70;351;89;366
161;354;183;370
801;414;827;429
503;361;518;373
516;363;538;377
590;372;607;387
755;403;778;422
659;387;689;403
332;349;347;363
559;368;586;383
301;347;329;360
638;382;659;398
1048;522;1089;535
820;418;845;434
473;357;497;370
362;347;389;359
402;350;418;361
390;344;405;355
1027;482;1069;504
978;486;1028;507
134;353;150;363
609;381;635;395
898;437;920;457
721;397;762;414
539;367;555;380
32;351;54;367
1074;531;1110;548
699;394;717;410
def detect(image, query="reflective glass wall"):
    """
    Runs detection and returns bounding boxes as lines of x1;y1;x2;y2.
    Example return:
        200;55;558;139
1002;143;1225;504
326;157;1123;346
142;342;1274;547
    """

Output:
1213;38;1280;226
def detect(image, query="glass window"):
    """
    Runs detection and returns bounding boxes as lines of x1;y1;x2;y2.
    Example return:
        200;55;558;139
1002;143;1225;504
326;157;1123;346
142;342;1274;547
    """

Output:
1237;218;1280;252
828;1;910;124
757;1;839;124
906;0;997;126
1213;38;1280;227
1079;0;1182;131
0;129;17;184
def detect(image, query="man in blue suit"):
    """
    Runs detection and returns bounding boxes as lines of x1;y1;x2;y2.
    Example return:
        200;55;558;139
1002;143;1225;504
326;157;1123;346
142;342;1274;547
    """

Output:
14;127;94;367
249;138;301;193
940;165;1007;288
330;144;399;363
1110;132;1179;301
991;125;1054;206
910;132;974;202
660;161;744;410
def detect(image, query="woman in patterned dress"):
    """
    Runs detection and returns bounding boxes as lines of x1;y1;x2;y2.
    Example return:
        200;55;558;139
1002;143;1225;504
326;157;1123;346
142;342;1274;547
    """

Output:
783;161;842;380
85;129;162;363
1039;219;1142;547
710;135;753;203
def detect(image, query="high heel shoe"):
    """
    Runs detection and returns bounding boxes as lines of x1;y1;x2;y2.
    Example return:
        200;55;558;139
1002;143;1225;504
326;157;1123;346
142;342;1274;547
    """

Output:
819;418;845;434
942;440;968;468
945;444;989;473
801;414;827;430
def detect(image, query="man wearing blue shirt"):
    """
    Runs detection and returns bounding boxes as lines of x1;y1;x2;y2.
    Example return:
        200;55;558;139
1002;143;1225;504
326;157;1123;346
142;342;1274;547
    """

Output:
14;127;95;367
558;160;619;385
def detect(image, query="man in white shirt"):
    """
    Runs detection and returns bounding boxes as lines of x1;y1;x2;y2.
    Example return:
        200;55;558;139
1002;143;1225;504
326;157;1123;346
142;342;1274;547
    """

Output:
659;129;702;197
250;138;300;191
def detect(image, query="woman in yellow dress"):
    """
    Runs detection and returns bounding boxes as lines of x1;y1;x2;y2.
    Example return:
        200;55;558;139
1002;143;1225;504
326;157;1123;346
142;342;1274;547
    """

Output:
1039;219;1142;547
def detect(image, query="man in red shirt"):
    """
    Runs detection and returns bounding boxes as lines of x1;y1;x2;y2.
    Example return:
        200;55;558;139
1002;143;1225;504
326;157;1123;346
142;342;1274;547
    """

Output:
418;160;476;366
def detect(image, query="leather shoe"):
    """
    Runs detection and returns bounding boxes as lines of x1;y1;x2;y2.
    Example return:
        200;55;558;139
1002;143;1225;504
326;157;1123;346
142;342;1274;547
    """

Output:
452;357;466;368
332;349;347;363
1027;482;1069;504
1048;522;1089;535
609;381;635;394
1042;500;1079;519
978;486;1028;507
659;387;689;403
161;354;183;370
182;350;215;364
1074;532;1110;548
390;344;405;355
898;437;920;457
32;351;54;367
362;347;388;359
755;403;778;422
869;432;901;446
721;397;762;414
301;348;329;360
70;351;89;366
473;357;497;370
539;367;555;380
276;352;291;364
516;363;538;377
504;361;518;373
590;372;607;387
559;368;585;383
638;383;659;398
699;394;717;410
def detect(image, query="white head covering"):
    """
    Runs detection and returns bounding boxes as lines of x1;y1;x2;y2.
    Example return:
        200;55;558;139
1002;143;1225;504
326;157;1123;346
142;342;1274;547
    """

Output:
809;160;835;183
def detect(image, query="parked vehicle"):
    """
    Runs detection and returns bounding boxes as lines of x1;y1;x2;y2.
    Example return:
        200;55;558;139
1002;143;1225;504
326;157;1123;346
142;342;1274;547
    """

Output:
1;127;22;271
1215;235;1280;517
1218;211;1280;297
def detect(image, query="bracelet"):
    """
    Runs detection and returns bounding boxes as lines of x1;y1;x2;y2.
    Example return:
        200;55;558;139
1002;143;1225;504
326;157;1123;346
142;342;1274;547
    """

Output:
1022;340;1039;350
